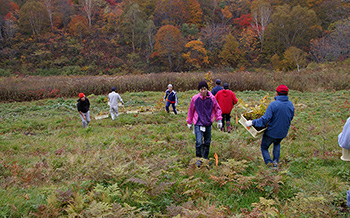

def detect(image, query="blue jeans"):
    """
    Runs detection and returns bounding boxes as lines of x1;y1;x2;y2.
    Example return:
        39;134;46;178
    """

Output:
194;125;212;159
260;134;283;165
165;101;177;114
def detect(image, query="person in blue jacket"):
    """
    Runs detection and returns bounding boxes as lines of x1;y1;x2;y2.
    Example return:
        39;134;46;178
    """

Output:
163;84;178;114
245;85;294;168
211;79;223;96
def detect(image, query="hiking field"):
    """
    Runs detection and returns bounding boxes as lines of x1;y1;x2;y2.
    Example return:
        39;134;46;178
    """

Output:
0;89;350;217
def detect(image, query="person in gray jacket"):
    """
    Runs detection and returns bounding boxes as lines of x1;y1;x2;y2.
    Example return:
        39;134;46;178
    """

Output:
108;87;124;120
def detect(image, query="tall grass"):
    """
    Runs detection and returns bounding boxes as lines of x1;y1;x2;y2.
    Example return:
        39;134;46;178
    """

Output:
1;62;350;102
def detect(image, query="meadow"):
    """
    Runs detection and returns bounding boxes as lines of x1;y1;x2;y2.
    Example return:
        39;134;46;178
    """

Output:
0;88;350;217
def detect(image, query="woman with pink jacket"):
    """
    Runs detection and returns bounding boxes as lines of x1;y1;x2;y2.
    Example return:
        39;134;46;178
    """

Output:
187;81;222;167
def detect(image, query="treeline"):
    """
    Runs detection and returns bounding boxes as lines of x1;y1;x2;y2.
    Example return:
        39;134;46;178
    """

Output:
1;61;350;102
0;0;349;75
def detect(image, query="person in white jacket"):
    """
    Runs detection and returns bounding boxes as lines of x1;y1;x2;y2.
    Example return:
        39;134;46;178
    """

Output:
108;87;124;120
339;117;350;149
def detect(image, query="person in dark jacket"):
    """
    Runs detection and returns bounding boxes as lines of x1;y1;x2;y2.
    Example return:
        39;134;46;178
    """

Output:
187;81;223;167
211;79;223;96
245;85;294;168
215;83;238;133
163;84;178;114
77;93;90;128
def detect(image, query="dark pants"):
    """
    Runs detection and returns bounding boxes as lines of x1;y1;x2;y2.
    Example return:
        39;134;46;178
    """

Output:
222;114;231;128
165;101;177;114
194;125;212;159
260;134;283;165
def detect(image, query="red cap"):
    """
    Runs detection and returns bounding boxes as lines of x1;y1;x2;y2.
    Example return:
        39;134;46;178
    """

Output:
79;93;85;99
276;85;288;94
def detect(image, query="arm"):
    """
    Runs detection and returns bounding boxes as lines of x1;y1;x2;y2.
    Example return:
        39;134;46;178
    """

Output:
174;92;178;106
118;94;124;104
232;93;238;105
164;90;169;101
187;97;196;124
253;104;273;128
212;96;223;121
339;118;350;149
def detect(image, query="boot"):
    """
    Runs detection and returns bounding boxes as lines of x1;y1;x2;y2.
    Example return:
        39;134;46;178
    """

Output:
227;121;231;133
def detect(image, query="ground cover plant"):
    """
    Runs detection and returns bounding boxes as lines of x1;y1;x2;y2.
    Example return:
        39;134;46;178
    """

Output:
0;89;350;217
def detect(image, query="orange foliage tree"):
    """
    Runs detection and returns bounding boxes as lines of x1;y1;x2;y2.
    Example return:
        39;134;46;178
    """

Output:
186;0;203;25
154;25;185;71
182;40;209;70
68;15;88;39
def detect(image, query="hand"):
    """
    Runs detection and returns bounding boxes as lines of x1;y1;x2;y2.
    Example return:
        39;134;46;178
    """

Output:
187;124;192;129
217;120;222;129
83;115;86;120
175;103;178;107
245;120;253;127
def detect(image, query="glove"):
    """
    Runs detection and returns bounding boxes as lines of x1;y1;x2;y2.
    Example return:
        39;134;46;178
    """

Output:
217;120;222;129
245;120;253;127
187;124;192;129
175;103;178;107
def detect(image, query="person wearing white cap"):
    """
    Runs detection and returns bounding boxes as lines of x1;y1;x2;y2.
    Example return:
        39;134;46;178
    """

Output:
163;84;178;114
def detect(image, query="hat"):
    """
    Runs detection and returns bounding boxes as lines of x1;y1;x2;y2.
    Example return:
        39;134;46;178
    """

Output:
168;84;173;88
276;85;289;95
223;83;229;89
79;93;85;99
111;87;116;91
198;81;209;90
216;79;221;85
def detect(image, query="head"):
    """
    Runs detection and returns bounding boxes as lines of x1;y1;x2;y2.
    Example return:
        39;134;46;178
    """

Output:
198;81;209;97
168;84;173;91
111;87;116;91
216;79;221;85
79;93;85;101
223;83;229;90
276;85;289;96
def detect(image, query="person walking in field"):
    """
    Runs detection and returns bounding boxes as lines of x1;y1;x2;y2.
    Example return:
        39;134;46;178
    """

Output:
187;81;223;167
211;79;223;96
163;84;178;114
108;87;124;120
215;83;238;133
77;93;90;128
245;85;294;168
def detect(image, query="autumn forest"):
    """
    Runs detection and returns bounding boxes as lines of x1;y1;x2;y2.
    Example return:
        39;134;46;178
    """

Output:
0;0;349;76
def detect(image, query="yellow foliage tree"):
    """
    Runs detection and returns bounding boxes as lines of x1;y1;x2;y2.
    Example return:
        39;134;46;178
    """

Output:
219;34;242;68
282;46;308;72
182;40;209;70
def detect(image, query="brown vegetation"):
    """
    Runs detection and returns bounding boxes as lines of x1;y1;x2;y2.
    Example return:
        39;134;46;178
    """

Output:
1;62;350;102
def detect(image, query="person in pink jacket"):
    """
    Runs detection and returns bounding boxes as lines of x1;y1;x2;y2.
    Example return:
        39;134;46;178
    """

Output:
215;83;238;133
187;81;223;167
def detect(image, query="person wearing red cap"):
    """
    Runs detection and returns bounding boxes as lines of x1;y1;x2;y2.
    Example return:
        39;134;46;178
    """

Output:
77;93;90;128
245;85;294;168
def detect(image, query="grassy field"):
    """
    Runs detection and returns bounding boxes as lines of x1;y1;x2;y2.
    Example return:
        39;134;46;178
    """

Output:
0;90;350;217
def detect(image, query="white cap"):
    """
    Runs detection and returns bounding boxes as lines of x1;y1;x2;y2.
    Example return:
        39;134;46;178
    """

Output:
168;84;173;88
